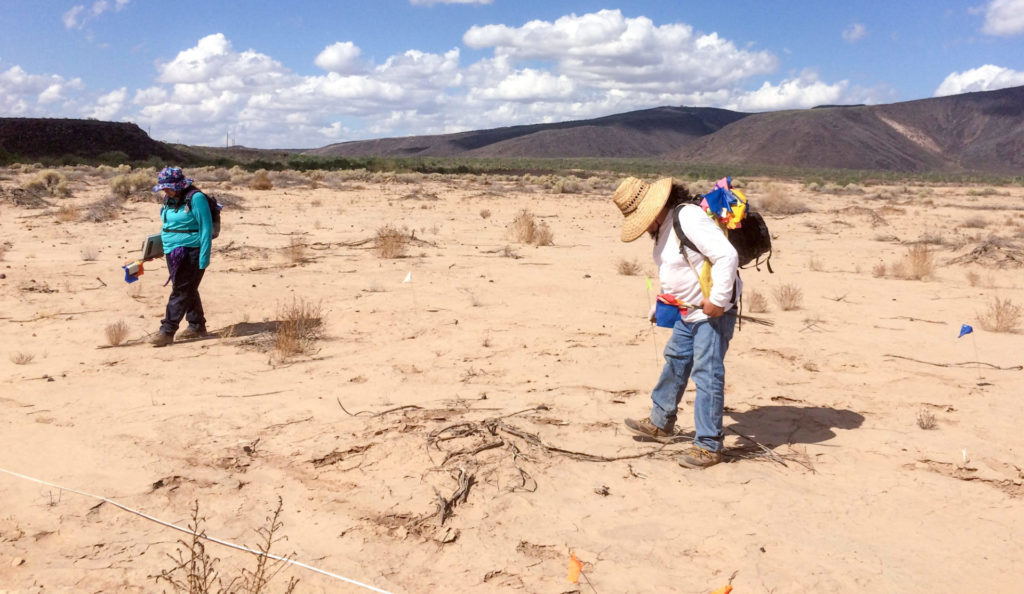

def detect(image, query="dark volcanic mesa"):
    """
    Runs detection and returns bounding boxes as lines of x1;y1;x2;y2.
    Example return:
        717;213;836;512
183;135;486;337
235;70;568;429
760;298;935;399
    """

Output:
0;118;183;162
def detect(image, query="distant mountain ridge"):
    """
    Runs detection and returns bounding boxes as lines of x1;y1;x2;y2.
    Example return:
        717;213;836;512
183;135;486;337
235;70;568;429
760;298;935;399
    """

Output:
0;118;182;162
677;86;1024;174
306;106;747;159
307;85;1024;174
3;86;1023;174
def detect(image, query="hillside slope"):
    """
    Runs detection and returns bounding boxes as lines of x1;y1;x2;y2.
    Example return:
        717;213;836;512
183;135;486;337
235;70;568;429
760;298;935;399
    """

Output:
678;86;1024;173
306;106;747;159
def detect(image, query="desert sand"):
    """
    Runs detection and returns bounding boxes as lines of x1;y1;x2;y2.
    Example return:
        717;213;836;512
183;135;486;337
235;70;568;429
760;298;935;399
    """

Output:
1;167;1023;593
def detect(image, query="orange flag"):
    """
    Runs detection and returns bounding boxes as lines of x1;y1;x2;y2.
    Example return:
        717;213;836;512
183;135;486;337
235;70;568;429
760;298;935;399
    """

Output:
711;585;733;594
567;552;583;584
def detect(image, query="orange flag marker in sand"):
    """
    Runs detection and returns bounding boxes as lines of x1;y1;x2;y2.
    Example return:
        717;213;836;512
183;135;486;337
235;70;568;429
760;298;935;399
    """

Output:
567;552;583;584
711;585;733;594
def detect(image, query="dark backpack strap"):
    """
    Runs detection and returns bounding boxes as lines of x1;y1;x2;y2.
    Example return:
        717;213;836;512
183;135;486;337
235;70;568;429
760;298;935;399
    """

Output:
673;200;739;305
182;187;200;212
671;203;700;255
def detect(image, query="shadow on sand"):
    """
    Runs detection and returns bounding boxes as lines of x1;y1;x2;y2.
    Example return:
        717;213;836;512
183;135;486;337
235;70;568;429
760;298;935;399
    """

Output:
726;405;865;447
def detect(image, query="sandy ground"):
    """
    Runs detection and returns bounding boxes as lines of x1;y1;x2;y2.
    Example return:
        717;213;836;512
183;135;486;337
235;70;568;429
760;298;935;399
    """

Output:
1;168;1023;593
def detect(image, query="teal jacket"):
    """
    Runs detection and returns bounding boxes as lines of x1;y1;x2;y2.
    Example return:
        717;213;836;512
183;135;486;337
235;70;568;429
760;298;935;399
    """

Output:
160;190;212;269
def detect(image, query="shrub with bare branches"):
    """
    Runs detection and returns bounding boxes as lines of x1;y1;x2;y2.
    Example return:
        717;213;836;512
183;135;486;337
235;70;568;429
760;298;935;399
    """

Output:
773;284;803;311
375;225;409;259
510;209;554;246
274;298;324;362
745;289;769;313
105;320;130;346
978;297;1021;333
250;169;273;191
895;245;934;280
617;258;643;276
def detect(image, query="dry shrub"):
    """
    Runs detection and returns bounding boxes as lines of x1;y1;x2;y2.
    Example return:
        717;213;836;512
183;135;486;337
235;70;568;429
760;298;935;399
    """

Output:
480;208;492;219
81;246;98;261
773;284;803;311
917;409;937;430
533;221;554;246
962;215;989;229
978;297;1021;333
510;209;554;245
375;225;409;259
872;262;887;278
745;289;769;313
26;169;71;197
895;245;934;280
758;184;810;215
55;203;80;222
105;320;129;346
807;257;824;272
110;171;153;198
192;166;231;182
617;258;643;276
274;298;324;361
154;498;298;594
916;232;946;246
965;271;981;287
83;194;125;222
250;169;273;190
552;177;582;194
284;236;309;265
10;352;34;365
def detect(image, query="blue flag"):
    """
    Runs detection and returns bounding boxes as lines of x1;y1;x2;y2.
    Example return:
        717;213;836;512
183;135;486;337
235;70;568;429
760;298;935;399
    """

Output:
958;324;973;338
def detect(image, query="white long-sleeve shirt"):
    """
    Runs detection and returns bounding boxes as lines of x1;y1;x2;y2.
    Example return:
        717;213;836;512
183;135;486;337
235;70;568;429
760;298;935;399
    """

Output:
653;204;742;323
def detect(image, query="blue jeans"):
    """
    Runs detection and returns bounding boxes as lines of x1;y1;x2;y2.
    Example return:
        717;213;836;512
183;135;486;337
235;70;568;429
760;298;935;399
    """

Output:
649;313;736;452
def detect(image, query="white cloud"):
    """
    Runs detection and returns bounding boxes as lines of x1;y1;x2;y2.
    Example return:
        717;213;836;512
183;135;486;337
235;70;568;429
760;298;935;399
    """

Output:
842;23;867;42
464;10;777;92
156;34;291;87
314;42;364;74
42;11;862;147
89;87;128;120
410;0;492;5
473;69;575;102
63;0;130;29
981;0;1024;36
0;64;85;115
934;64;1024;95
730;72;849;111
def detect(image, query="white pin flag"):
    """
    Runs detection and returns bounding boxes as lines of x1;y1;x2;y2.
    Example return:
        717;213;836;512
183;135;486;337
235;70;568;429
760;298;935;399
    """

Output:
403;272;412;283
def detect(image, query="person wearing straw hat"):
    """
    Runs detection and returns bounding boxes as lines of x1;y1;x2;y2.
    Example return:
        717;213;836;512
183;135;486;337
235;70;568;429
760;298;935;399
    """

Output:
613;176;742;468
149;166;213;347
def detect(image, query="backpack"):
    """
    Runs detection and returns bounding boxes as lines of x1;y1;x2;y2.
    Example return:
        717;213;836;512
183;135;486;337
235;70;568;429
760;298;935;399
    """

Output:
672;190;773;273
164;186;222;239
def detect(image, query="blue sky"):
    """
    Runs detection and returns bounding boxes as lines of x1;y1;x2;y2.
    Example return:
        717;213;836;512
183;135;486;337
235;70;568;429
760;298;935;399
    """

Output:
2;0;1023;148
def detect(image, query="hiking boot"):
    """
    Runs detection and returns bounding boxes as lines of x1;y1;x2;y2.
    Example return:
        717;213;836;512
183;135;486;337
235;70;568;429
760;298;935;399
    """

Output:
677;446;722;469
150;332;174;348
178;326;207;340
624;417;676;443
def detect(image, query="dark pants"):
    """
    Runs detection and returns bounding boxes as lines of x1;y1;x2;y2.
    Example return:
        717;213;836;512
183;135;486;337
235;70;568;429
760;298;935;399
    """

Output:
160;247;206;335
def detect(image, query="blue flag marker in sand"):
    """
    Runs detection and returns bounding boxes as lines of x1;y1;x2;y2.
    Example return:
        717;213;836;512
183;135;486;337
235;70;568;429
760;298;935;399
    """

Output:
958;324;973;338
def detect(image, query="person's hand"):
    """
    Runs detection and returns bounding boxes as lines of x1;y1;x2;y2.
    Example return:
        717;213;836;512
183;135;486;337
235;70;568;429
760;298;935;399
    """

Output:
701;300;725;318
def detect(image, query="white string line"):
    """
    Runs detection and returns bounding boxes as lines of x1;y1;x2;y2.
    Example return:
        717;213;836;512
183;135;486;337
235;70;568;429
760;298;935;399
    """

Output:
0;466;393;594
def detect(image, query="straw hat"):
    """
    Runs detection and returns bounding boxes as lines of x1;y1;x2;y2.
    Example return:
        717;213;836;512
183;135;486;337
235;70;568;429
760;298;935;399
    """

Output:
613;176;673;242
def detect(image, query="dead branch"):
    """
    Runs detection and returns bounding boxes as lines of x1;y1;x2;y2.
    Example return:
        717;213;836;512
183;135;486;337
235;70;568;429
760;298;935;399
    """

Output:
884;354;1022;370
337;397;424;417
726;427;789;468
